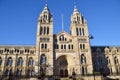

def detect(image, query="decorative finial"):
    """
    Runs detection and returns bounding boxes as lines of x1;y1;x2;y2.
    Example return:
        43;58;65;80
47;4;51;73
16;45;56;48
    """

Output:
62;13;64;31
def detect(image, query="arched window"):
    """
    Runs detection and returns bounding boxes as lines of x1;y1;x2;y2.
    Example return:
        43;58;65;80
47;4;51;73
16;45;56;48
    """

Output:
28;57;34;66
45;15;47;20
64;45;66;49
82;28;84;36
71;45;73;49
20;50;24;54
81;16;84;24
5;69;9;76
41;44;44;49
40;54;46;65
40;54;47;75
81;54;86;64
83;44;85;49
27;69;34;76
45;44;47;49
114;56;119;64
68;45;70;49
80;44;82;49
61;45;63;49
0;57;2;66
40;27;43;35
79;28;82;35
82;66;87;75
6;57;13;66
82;67;84;75
4;69;12;76
40;19;42;23
77;16;80;22
47;27;49;34
65;38;67;41
107;57;110;64
44;15;45;19
76;28;79;36
17;69;22;77
10;50;14;54
30;50;34;54
44;27;46;34
17;57;23;66
59;35;64;41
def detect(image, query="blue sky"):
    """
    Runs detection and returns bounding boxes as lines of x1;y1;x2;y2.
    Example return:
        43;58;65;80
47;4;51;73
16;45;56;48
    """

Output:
0;0;120;46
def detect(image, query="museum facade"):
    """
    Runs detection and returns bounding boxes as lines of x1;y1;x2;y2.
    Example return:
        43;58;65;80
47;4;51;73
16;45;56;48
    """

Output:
0;3;120;79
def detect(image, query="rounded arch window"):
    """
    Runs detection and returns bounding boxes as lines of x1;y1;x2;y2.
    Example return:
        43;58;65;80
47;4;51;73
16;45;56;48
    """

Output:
28;57;34;66
0;57;2;66
114;56;119;64
17;69;22;76
40;54;47;65
6;57;13;66
17;57;23;66
81;54;86;64
59;35;64;41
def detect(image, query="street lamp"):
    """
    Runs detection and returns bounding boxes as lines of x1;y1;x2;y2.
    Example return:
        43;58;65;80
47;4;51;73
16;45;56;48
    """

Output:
89;34;94;39
93;70;95;80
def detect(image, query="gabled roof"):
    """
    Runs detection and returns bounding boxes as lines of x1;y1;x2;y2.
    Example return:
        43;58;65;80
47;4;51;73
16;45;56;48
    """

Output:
55;30;72;38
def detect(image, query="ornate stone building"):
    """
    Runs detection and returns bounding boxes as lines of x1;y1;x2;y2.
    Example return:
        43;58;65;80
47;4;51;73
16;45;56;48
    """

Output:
36;3;93;77
0;3;120;79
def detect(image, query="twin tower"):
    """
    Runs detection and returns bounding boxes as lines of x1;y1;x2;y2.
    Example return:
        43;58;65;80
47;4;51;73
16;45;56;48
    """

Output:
35;3;93;76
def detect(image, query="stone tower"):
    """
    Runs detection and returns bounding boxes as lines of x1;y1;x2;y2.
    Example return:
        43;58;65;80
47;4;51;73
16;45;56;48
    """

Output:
36;4;54;75
70;6;93;74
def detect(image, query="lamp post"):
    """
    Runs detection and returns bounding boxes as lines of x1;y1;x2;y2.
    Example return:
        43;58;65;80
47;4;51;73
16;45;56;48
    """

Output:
93;70;95;80
89;35;94;80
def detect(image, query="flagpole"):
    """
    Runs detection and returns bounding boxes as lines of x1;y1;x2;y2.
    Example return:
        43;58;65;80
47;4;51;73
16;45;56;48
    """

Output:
62;13;64;31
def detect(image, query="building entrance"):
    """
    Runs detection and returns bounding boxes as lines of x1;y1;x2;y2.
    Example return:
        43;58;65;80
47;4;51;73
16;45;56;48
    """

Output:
56;55;68;77
60;69;68;77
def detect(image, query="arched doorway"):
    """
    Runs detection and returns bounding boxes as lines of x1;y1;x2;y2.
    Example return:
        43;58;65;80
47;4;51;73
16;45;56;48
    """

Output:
56;55;68;77
40;54;47;76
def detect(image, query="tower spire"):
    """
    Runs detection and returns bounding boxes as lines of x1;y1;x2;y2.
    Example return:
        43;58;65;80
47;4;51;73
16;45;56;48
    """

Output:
73;0;79;14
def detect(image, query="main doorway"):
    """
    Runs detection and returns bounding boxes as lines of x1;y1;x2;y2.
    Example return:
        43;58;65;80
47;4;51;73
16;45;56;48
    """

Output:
60;69;68;77
56;55;68;77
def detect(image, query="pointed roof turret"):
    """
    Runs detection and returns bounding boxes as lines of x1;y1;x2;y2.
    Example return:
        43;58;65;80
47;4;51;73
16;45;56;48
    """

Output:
38;3;53;23
71;4;87;25
73;5;80;15
42;3;50;14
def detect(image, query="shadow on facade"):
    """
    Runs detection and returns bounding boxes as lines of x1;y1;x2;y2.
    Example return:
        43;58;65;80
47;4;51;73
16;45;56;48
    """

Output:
91;46;120;79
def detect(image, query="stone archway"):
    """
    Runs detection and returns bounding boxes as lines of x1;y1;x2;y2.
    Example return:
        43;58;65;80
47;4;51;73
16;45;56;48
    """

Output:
55;55;68;77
